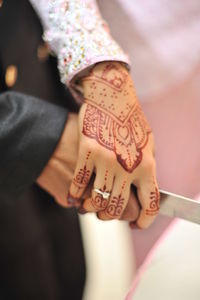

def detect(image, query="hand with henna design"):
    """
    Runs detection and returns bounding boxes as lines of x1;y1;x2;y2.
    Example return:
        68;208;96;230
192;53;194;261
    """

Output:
37;113;140;223
69;62;160;228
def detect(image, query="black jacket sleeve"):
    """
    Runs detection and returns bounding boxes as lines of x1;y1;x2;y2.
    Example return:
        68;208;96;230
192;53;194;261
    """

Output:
0;91;68;199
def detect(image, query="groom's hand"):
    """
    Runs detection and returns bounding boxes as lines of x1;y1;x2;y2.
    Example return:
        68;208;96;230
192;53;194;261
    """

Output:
36;113;80;207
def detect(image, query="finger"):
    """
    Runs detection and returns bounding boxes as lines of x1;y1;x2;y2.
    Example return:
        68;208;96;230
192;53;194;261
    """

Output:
136;177;160;229
82;175;95;199
68;150;94;204
83;169;114;212
98;177;130;220
120;186;140;221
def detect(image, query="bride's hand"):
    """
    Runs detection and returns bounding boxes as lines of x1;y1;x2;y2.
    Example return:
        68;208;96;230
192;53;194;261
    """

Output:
68;62;160;228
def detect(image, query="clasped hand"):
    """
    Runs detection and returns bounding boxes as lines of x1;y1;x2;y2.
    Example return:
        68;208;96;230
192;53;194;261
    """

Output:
38;62;160;228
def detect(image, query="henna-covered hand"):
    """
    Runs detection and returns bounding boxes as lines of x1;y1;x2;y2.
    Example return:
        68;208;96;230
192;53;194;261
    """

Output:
69;62;160;228
37;113;140;223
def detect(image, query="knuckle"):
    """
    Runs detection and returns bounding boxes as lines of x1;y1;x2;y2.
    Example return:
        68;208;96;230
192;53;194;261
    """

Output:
81;139;94;152
102;150;116;163
82;140;116;164
141;157;155;172
84;139;102;155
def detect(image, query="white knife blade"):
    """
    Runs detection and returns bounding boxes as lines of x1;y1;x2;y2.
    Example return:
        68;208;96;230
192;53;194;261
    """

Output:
160;190;200;224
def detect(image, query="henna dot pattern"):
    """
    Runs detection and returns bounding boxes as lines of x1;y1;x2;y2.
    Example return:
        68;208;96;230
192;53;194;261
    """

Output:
73;151;91;192
105;181;126;217
82;63;151;172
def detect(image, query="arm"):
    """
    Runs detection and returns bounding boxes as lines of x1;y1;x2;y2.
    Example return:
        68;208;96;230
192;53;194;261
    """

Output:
0;91;68;199
29;1;159;228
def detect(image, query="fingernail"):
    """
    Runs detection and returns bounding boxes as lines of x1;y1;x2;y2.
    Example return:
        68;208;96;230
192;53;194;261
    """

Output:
78;207;87;215
129;221;139;229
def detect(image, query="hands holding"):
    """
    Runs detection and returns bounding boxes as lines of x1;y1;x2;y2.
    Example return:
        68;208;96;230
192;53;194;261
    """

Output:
37;113;140;223
38;62;160;229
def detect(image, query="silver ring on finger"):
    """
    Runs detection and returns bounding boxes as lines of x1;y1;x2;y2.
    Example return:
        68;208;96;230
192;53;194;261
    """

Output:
93;188;111;200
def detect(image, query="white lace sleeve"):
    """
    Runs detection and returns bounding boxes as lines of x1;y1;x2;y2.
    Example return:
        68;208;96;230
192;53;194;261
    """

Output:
29;0;130;92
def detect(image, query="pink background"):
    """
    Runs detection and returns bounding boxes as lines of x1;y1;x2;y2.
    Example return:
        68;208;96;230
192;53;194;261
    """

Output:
99;0;200;267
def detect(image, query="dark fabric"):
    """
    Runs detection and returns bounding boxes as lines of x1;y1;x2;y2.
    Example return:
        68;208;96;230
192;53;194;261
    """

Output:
0;91;68;200
0;0;85;299
0;187;85;300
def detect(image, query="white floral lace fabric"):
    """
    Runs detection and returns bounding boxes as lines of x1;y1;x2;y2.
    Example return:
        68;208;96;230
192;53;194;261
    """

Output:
29;0;129;90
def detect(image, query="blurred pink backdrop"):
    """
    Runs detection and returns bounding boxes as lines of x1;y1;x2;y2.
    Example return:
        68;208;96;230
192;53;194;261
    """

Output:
99;0;200;267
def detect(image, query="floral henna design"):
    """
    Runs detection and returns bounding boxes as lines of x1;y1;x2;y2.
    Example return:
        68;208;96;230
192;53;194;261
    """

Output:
73;151;91;192
91;170;110;210
146;184;160;216
91;185;109;210
106;194;124;217
83;103;151;172
90;62;128;91
82;63;151;173
73;165;90;186
105;181;126;218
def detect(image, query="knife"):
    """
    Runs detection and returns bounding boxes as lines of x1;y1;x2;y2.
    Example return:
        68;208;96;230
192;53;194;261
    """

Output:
160;190;200;224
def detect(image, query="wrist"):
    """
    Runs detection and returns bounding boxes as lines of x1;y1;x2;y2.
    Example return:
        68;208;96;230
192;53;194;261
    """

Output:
52;113;78;162
81;61;129;96
92;61;127;73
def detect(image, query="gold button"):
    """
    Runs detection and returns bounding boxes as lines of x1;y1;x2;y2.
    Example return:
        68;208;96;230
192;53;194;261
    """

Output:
37;42;50;62
0;1;3;8
5;65;18;87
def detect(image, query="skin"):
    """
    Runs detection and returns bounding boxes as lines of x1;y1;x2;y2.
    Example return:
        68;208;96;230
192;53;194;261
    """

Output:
69;62;160;228
37;113;79;208
37;113;140;222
